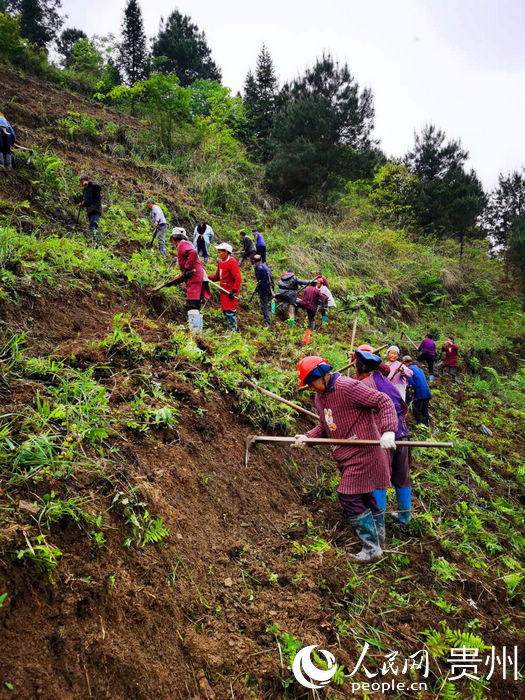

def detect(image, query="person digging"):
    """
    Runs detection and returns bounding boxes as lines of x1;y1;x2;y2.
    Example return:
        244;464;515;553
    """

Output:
209;243;242;332
294;355;398;562
155;228;209;332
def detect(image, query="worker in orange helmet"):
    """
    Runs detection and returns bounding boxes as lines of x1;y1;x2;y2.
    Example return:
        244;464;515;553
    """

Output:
294;355;398;562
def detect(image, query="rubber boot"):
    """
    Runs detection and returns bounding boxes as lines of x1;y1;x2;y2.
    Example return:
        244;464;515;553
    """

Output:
349;510;382;562
288;317;294;328
371;489;386;546
391;487;411;524
372;509;386;547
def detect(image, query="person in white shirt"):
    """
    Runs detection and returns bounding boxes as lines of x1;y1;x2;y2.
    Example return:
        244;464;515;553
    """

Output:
147;198;168;258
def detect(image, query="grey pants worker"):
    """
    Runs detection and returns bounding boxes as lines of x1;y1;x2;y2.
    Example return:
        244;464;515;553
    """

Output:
0;152;12;169
157;223;167;258
259;291;272;326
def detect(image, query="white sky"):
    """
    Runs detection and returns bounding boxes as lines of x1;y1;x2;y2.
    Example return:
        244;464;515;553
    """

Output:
62;0;525;189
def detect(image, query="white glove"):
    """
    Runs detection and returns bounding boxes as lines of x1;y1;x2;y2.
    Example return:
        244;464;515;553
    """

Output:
380;431;396;449
293;434;308;449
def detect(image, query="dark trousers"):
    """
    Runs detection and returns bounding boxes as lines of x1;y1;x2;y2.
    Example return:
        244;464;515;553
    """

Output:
338;492;379;518
88;213;100;231
413;398;430;426
258;291;272;326
256;245;266;262
440;365;458;382
417;352;434;375
391;446;411;488
297;302;316;330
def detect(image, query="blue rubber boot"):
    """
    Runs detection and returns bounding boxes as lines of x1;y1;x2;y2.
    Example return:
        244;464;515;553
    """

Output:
349;510;382;562
391;487;411;524
372;489;386;511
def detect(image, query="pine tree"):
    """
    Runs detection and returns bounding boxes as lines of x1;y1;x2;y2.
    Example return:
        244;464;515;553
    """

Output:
56;27;86;68
3;0;63;51
119;0;149;85
151;10;221;87
243;45;279;159
404;124;486;253
266;53;378;201
486;170;525;249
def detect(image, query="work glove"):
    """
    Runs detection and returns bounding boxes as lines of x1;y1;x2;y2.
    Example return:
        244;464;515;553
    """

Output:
292;434;308;449
379;431;396;449
228;290;237;299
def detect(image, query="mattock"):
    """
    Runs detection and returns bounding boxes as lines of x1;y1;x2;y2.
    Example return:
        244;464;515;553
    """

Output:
243;435;454;466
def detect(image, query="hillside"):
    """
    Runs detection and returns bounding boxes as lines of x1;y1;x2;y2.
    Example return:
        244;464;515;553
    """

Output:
0;66;524;700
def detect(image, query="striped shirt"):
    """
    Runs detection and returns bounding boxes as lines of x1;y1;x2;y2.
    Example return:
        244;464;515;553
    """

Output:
305;374;397;494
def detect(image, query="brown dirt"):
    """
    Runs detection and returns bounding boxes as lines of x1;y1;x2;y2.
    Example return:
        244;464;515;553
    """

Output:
0;66;523;700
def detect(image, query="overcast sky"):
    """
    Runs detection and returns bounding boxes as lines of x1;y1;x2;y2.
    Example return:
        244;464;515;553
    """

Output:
62;0;525;189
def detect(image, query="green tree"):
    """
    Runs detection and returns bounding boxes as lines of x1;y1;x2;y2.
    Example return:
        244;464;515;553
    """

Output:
151;10;221;87
189;79;248;138
370;160;419;230
0;11;21;60
3;0;63;51
119;0;149;85
508;214;525;279
266;53;377;202
104;73;191;152
404;124;486;254
486;170;525;249
56;27;86;68
243;45;279;159
69;37;104;76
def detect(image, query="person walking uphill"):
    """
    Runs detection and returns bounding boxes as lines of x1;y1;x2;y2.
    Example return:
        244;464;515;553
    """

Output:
79;174;102;242
147;198;168;258
0;112;15;170
417;333;436;381
253;254;273;327
404;356;431;426
274;270;311;326
440;336;459;382
193;222;214;265
297;280;328;330
294;356;398;562
385;346;413;401
165;228;209;332
253;228;266;262
209;243;242;331
354;350;412;526
238;231;256;266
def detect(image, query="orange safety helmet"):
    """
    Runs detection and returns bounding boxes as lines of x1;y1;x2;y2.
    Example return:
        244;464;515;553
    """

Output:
297;355;331;387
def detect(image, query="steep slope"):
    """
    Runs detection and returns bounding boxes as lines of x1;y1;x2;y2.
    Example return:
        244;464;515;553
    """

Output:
0;67;523;700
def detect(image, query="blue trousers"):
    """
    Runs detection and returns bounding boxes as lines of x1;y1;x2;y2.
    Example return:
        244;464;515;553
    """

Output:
88;213;100;231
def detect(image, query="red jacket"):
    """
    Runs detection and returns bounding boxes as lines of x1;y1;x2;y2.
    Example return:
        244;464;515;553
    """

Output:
299;285;328;312
177;240;208;301
209;256;242;311
442;342;459;367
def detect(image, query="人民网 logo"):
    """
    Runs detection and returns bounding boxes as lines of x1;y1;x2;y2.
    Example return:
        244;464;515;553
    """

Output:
292;645;338;689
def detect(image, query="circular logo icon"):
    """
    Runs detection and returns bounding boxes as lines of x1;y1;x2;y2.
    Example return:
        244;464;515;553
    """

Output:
292;645;338;689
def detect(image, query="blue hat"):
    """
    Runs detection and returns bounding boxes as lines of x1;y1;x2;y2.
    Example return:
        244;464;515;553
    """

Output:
355;350;381;364
304;362;332;385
